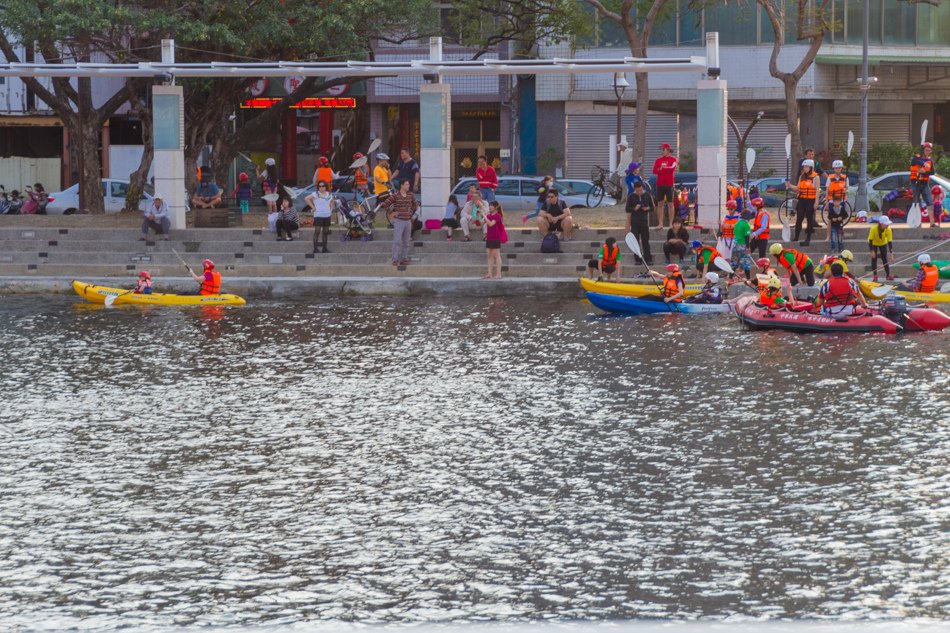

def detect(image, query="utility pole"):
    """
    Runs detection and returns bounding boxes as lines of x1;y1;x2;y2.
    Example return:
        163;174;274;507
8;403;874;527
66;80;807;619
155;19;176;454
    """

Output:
856;0;873;214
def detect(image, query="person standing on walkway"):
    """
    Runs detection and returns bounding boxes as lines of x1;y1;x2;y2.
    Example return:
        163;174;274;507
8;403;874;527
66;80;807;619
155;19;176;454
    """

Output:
652;143;678;229
258;158;279;215
868;215;894;282
483;201;507;279
384;179;418;266
395;148;421;193
626;181;655;264
307;180;336;253
749;196;770;259
312;156;336;192
476;155;498;203
910;142;935;223
786;159;820;246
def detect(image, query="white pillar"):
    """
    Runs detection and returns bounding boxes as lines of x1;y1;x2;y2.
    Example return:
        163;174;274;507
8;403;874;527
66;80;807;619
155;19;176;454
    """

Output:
419;37;450;222
152;84;187;229
696;33;727;227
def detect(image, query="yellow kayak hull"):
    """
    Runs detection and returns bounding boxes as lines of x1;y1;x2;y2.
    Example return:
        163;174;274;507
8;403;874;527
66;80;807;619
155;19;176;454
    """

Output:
859;279;950;304
72;280;246;306
579;277;705;298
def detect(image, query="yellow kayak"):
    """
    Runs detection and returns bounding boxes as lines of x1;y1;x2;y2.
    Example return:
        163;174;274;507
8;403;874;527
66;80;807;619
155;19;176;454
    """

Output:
579;277;705;298
72;280;246;306
859;279;950;304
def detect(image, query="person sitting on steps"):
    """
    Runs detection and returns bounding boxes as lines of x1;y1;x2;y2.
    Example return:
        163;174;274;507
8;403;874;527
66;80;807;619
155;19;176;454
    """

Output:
460;189;490;242
537;189;574;241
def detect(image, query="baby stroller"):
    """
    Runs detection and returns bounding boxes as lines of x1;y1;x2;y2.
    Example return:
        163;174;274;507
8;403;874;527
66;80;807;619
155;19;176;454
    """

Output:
339;197;374;241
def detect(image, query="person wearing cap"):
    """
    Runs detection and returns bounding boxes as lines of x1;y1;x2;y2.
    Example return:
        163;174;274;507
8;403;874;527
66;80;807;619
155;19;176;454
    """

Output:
910;142;936;224
749;196;770;259
825;160;849;253
652;142;678;229
615;140;633;177
769;242;815;287
786;158;820;246
685;271;723;304
691;240;726;277
816;262;867;317
256;158;279;215
140;193;171;241
625;161;644;196
625;180;655;263
373;153;392;197
898;254;940;293
867;215;894;282
191;168;223;210
647;263;685;304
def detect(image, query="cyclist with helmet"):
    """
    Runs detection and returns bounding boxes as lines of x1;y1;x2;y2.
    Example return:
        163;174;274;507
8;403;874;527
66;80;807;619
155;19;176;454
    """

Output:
824;160;849;253
352;152;369;204
190;259;222;296
910;142;935;222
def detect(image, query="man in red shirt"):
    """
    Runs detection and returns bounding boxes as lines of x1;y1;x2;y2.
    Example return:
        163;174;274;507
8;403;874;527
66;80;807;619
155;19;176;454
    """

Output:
652;143;678;229
476;155;498;202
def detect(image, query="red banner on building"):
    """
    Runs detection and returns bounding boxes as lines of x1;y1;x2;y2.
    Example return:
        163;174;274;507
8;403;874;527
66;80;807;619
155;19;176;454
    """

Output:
240;97;357;109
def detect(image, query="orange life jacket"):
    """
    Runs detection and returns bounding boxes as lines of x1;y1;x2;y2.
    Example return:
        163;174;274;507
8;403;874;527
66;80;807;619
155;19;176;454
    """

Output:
758;288;783;308
919;263;939;293
721;215;738;239
727;184;738;200
827;173;847;200
316;167;334;190
822;276;858;307
663;273;684;301
134;278;152;294
601;244;619;267
798;175;817;200
696;246;721;268
911;156;933;182
752;209;770;239
200;270;222;295
354;167;368;187
778;248;810;272
756;271;777;291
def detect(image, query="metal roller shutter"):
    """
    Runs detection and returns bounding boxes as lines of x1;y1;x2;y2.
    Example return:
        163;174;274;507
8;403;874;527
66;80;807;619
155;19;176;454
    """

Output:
565;113;678;178
727;119;789;181
833;115;910;147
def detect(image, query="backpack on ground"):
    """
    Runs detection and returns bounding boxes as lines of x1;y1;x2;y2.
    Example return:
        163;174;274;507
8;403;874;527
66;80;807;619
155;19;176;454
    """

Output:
540;231;561;253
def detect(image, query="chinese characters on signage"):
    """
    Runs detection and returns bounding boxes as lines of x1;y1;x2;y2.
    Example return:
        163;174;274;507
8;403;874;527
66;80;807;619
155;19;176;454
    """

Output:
240;98;357;109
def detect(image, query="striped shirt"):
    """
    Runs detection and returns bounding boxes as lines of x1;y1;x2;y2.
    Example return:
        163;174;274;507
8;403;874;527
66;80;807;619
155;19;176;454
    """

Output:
278;207;299;225
384;191;418;221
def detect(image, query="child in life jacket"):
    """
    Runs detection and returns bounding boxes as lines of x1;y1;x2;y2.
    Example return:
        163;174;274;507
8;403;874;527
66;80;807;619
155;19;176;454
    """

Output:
587;236;622;282
233;172;253;214
133;270;153;295
932;185;945;227
758;275;786;309
686;271;723;304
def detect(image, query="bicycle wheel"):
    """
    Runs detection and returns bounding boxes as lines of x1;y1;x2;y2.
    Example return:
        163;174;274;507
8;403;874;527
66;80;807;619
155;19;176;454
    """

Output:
840;200;854;225
780;198;797;225
587;184;606;208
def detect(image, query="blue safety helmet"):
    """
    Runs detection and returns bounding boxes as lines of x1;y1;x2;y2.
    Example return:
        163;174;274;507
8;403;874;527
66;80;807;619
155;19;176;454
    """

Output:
691;240;703;249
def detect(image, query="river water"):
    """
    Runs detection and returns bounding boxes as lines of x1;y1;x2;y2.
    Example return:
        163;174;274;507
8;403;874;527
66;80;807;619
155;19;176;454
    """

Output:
0;295;947;631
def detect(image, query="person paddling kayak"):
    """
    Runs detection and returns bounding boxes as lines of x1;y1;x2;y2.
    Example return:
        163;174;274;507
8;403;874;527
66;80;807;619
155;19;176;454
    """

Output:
897;254;940;293
190;258;222;295
647;263;686;303
686;272;723;304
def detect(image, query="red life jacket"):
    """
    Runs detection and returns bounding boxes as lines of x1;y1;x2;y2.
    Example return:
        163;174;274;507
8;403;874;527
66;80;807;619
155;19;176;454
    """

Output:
200;270;222;295
822;276;857;307
919;263;939;293
316;167;334;190
601;244;619;267
778;248;809;272
721;216;738;239
752;209;770;239
663;273;684;301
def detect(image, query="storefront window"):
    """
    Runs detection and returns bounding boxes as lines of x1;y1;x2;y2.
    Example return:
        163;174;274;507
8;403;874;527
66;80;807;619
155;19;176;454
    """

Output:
918;0;950;45
705;2;757;45
882;0;915;45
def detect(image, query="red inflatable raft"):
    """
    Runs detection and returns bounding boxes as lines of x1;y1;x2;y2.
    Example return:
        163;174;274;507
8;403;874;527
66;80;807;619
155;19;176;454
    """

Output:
734;294;950;334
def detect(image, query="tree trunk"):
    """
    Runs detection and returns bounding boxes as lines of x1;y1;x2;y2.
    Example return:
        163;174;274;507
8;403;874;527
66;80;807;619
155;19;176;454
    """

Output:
783;79;803;162
633;71;650;164
211;123;235;197
123;105;153;214
184;145;201;198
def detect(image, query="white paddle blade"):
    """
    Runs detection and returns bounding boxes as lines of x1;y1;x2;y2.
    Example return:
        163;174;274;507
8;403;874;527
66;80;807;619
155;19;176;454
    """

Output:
907;203;922;229
349;156;368;169
105;294;118;307
784;133;792;160
847;131;854;157
941;282;950;293
625;232;643;258
921;120;929;145
262;193;279;202
746;148;756;175
367;138;382;155
782;223;791;242
870;284;892;299
714;256;735;275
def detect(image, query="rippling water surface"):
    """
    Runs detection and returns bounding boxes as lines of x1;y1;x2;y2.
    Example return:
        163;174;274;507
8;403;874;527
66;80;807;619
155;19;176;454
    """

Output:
0;294;948;631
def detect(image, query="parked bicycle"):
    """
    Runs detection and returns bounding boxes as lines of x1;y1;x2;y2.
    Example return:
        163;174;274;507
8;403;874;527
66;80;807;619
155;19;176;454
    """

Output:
779;193;854;227
587;165;624;207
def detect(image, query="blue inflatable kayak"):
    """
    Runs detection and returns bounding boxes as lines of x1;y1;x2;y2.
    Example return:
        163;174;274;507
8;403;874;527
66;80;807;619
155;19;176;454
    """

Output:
586;291;734;315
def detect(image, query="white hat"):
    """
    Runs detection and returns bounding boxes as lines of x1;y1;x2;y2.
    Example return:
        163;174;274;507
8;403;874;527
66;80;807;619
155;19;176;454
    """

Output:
264;157;276;166
878;215;891;226
918;253;931;264
832;160;843;168
705;272;719;284
857;210;868;218
153;192;164;200
802;159;815;168
376;152;389;160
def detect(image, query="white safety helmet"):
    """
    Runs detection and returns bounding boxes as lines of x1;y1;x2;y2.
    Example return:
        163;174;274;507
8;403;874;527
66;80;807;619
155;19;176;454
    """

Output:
802;159;815;168
264;157;276;166
705;272;719;284
918;254;931;264
376;152;389;161
832;160;843;169
878;215;892;226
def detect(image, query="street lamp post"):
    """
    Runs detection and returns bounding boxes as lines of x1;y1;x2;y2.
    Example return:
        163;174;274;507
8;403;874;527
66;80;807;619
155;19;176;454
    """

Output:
726;111;765;188
855;0;875;214
614;73;629;170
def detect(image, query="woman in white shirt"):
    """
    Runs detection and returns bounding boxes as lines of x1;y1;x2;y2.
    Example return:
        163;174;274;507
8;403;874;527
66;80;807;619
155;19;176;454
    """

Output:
306;180;336;254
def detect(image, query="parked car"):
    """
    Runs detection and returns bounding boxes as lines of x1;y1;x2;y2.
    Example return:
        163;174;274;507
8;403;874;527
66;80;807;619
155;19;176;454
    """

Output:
847;172;950;213
748;177;787;207
46;179;155;215
451;176;612;210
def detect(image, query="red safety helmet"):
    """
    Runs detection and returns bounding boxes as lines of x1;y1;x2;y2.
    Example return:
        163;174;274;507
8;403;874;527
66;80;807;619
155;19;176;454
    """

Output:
666;263;680;273
352;152;363;160
751;197;764;208
138;270;151;279
202;259;215;270
755;257;770;268
318;156;329;166
931;185;942;195
922;142;933;149
726;200;737;210
239;172;249;182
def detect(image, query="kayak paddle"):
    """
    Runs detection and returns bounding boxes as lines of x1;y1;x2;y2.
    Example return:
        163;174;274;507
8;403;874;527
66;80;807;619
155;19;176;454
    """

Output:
625;232;678;313
869;284;892;299
941;282;950;293
714;256;735;277
105;289;135;307
171;248;196;276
